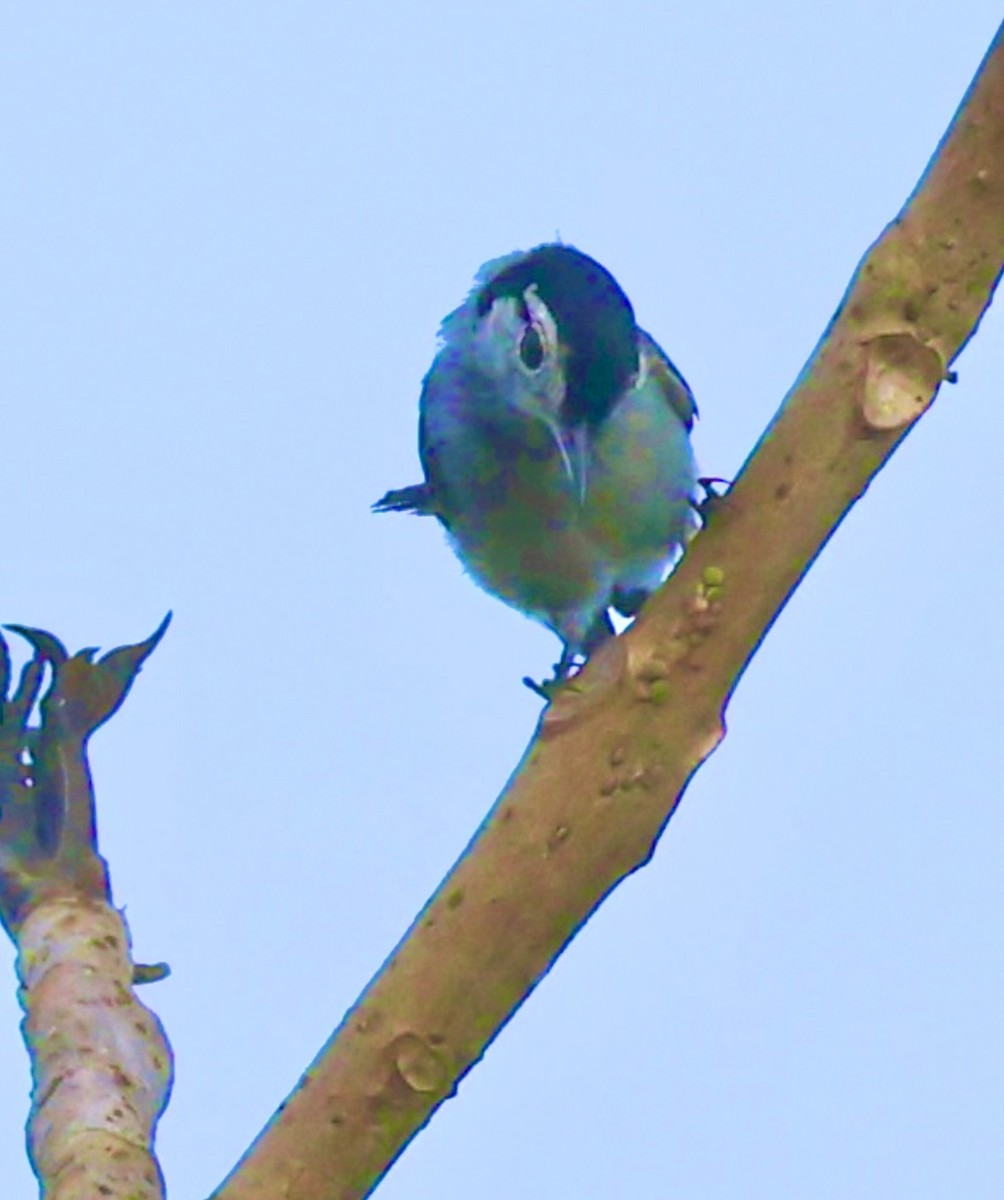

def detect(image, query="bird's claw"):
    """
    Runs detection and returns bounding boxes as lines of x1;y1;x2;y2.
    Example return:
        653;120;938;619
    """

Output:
522;675;556;700
692;476;731;523
523;645;587;700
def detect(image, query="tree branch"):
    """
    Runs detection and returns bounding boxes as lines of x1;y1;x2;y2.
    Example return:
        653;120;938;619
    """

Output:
213;23;1004;1200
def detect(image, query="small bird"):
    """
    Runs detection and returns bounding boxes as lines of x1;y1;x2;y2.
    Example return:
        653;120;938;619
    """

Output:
374;243;698;678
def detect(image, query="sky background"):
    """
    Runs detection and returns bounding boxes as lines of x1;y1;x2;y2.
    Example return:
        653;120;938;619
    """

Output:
2;5;1003;1198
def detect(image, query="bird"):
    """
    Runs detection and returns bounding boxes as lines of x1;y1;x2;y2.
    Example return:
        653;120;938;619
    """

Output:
374;243;698;680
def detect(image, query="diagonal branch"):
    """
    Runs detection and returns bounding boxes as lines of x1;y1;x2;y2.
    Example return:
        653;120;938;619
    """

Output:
214;23;1004;1200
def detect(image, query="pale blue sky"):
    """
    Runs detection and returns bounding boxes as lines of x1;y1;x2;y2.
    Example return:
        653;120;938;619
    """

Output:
2;6;1003;1198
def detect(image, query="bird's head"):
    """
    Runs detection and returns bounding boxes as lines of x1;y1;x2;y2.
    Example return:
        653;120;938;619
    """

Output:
464;243;641;434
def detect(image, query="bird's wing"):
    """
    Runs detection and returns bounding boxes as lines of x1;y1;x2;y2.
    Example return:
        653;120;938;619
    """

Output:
637;328;698;431
371;483;438;516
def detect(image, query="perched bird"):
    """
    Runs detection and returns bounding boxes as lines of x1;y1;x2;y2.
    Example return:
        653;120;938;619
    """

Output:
374;243;698;677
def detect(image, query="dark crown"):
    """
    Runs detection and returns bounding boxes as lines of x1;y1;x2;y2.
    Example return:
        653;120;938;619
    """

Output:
478;244;639;428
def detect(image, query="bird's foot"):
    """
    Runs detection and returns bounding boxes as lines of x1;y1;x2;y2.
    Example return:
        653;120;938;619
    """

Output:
693;476;731;523
522;674;559;700
522;646;585;700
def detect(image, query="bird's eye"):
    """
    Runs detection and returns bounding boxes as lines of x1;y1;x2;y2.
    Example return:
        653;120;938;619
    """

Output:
519;325;545;371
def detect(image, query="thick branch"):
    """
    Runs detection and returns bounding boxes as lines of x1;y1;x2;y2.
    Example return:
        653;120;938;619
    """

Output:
214;25;1004;1200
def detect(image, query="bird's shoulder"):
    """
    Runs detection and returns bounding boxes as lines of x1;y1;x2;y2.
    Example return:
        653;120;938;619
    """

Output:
636;328;697;431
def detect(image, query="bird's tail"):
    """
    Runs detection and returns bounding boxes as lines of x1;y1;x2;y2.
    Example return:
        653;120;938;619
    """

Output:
371;484;436;516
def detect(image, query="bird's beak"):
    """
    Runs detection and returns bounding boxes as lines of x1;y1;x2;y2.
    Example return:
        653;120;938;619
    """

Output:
541;412;590;503
560;424;590;503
